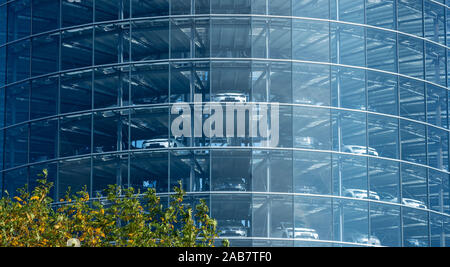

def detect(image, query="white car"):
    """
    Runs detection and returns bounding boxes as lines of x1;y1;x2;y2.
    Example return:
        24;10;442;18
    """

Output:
282;228;319;240
295;136;322;149
213;93;247;103
343;145;379;156
218;221;247;237
391;198;427;209
142;138;184;149
347;233;381;246
344;189;380;201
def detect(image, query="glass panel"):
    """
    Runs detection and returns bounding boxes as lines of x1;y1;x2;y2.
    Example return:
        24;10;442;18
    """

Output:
293;63;330;107
333;199;369;245
7;39;30;84
368;114;399;159
94;66;129;109
62;0;93;28
368;158;400;203
6;81;29;126
170;149;210;192
212;150;251;192
7;0;31;42
429;169;447;213
30;119;57;163
331;66;366;110
4;124;28;169
366;28;397;73
430;213;445;247
95;0;129;22
293;151;331;195
293;106;331;150
332;154;368;198
424;1;445;44
131;20;169;61
171;18;193;59
58;157;91;199
269;195;293;238
293;0;329;19
338;0;364;23
401;163;428;209
59;114;92;157
251;0;266;14
95;23;130;65
30;75;58;120
367;71;398;116
130;151;169;193
398;35;424;79
60;70;93;114
211;17;251;58
252;150;293;193
61;27;93;71
130;63;169;105
214;194;251;238
93;110;129;153
425;42;446;86
32;33;59;77
400;119;426;165
171;0;191;15
0;4;6;45
427;126;449;171
399;77;425;122
398;0;423;37
130;107;169;150
427;84;448;129
132;0;169;17
366;0;394;29
4;168;28;198
251;61;292;104
292;20;329;62
269;18;291;59
211;61;251;103
211;0;251;14
195;0;210;14
403;207;429;247
0;46;5;87
294;196;332;241
332;110;367;154
92;154;128;196
331;23;365;67
32;0;59;34
251;18;268;58
269;0;291;16
370;203;401;247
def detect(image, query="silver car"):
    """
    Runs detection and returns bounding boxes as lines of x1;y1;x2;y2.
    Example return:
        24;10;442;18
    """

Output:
347;233;381;246
282;227;319;240
391;198;427;209
142;138;184;149
218;221;247;237
344;189;380;201
213;93;247;103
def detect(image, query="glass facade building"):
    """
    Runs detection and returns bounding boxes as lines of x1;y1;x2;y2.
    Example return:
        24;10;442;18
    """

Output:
1;0;450;247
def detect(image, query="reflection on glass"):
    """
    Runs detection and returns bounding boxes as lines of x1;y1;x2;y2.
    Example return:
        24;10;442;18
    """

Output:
403;207;429;247
30;119;57;163
130;151;168;193
212;150;251;192
213;194;251;238
294;151;331;195
93;154;128;196
59;157;91;199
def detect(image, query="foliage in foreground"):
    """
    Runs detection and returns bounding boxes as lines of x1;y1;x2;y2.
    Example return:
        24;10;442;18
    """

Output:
0;170;226;247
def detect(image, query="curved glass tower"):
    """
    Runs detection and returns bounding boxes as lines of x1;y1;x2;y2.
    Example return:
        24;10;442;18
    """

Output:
1;0;450;247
